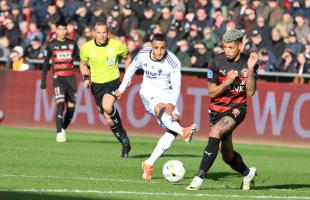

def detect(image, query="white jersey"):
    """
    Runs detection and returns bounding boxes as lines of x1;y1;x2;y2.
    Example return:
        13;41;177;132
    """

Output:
118;47;181;105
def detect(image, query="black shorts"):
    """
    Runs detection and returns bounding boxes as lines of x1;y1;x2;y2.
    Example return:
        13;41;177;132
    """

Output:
209;105;247;127
91;78;120;114
53;75;76;103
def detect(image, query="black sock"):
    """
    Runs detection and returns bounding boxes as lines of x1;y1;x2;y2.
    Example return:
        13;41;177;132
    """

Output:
63;107;75;129
109;107;130;147
198;137;220;179
56;102;65;133
225;151;249;176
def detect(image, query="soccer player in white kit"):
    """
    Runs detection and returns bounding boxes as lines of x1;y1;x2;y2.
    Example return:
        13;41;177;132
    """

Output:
115;34;198;180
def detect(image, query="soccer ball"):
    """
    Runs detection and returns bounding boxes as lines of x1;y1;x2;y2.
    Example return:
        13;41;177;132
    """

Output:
162;160;186;183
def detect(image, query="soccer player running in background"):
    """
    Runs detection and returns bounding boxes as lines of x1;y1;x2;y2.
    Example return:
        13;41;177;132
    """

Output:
40;21;79;143
187;29;258;190
115;34;198;180
79;21;131;158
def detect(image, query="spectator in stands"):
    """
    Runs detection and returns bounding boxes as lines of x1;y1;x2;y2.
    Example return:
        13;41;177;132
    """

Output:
294;13;310;45
286;30;304;55
0;0;11;25
9;45;30;71
2;18;22;49
25;36;43;60
29;0;51;28
75;5;90;36
156;6;173;33
275;10;294;40
45;21;57;42
254;16;272;43
267;0;284;28
107;5;122;37
242;8;257;38
211;10;227;39
200;27;217;50
191;42;210;68
44;3;61;27
297;51;310;74
55;0;81;22
20;4;37;28
193;7;210;33
167;26;179;53
127;39;139;59
269;28;285;59
27;21;44;46
304;0;310;20
187;23;202;49
176;39;192;68
0;36;10;58
96;0;116;17
257;48;276;73
275;49;298;73
67;21;78;41
210;0;228;21
90;7;106;27
138;7;154;34
121;3;139;37
77;26;93;48
249;29;269;50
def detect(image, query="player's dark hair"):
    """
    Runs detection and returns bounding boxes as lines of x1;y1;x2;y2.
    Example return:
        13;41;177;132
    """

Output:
151;34;167;42
56;20;67;28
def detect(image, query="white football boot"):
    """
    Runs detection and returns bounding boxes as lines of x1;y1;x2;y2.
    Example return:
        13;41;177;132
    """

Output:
186;176;204;190
56;129;66;143
241;167;256;190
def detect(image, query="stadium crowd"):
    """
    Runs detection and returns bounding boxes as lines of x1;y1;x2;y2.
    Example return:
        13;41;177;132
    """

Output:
0;0;309;74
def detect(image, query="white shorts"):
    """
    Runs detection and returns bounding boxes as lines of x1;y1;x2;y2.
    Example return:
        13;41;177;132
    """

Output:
139;90;180;116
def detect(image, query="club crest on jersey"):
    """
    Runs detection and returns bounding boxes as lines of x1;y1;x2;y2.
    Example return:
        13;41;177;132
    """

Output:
232;108;240;118
241;68;249;77
68;44;74;50
207;69;213;78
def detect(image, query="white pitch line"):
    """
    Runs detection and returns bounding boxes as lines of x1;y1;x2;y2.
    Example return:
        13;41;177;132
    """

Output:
0;173;159;184
0;189;310;199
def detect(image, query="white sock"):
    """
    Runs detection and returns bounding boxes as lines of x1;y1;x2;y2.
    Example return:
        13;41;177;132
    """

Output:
160;113;183;135
146;132;176;165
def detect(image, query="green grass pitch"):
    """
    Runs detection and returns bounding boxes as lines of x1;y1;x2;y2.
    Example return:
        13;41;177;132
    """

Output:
0;127;309;200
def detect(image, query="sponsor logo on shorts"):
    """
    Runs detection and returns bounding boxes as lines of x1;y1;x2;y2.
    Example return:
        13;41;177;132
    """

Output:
232;108;240;118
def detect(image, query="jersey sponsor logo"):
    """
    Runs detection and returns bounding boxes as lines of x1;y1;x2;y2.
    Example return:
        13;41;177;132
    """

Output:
207;69;213;78
228;80;246;93
145;70;160;79
232;108;240;118
241;68;249;77
55;51;72;61
219;69;226;75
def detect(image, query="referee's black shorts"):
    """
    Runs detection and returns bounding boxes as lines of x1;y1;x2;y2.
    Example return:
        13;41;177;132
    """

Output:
53;75;76;103
91;78;120;114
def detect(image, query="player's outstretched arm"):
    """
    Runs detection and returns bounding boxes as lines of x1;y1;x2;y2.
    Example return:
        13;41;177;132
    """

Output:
246;52;258;96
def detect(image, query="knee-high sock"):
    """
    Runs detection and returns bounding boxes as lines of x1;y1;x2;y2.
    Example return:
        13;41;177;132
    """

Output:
56;102;65;133
108;107;130;147
159;108;183;135
146;132;176;165
225;151;249;176
63;107;75;129
197;137;221;179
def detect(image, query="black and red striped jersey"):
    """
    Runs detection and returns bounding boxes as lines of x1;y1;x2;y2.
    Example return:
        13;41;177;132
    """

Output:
43;38;79;76
207;52;257;113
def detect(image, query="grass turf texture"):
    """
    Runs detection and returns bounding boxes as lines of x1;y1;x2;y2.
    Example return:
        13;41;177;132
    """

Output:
0;127;309;200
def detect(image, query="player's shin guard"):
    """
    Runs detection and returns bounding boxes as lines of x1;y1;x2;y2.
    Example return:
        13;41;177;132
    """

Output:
63;106;75;130
158;108;182;135
225;151;249;176
56;102;65;133
197;137;220;178
108;107;131;148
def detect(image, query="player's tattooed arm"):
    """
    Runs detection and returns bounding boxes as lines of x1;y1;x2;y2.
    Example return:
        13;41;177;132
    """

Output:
246;52;258;96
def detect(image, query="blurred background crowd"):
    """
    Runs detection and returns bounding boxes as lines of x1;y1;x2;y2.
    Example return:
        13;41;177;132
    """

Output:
0;0;309;75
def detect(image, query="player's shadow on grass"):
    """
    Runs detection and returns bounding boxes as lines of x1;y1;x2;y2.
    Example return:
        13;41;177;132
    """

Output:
256;184;310;190
0;192;130;200
130;153;200;158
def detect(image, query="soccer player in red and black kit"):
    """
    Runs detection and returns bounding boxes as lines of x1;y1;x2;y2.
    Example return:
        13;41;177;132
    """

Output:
40;21;79;143
187;29;258;190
